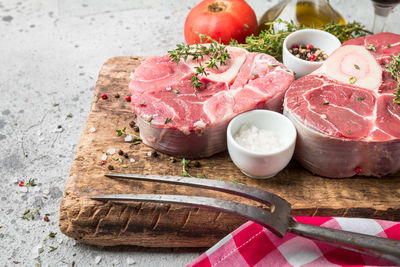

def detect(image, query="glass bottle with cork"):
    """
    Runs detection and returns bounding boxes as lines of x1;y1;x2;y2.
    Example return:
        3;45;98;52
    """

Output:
258;0;346;32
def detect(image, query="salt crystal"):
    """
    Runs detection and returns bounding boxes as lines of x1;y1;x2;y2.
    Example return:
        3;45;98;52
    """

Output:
101;153;108;161
43;189;50;195
127;257;136;265
166;86;172;91
321;114;327;119
130;72;134;79
57;238;64;244
130;158;135;163
147;152;152;157
125;135;133;142
95;256;102;264
90;127;96;133
20;187;28;193
31;244;43;259
106;148;116;155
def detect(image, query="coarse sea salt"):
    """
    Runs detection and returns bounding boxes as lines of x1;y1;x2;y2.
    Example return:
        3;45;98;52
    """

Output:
106;148;116;155
234;124;283;153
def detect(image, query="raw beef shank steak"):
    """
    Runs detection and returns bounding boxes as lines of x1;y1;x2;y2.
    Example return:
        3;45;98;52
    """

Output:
284;33;400;178
129;46;294;158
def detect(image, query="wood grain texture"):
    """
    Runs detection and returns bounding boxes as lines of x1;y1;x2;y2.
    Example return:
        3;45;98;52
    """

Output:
59;56;400;247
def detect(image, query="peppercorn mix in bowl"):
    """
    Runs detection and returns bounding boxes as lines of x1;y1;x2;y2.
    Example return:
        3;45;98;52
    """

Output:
283;29;341;78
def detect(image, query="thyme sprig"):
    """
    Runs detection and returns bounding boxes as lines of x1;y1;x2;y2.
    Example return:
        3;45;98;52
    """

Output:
181;158;192;177
230;19;370;61
21;206;41;220
169;34;231;88
385;53;400;104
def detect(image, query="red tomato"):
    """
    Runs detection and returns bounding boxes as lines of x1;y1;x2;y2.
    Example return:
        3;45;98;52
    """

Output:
184;0;258;45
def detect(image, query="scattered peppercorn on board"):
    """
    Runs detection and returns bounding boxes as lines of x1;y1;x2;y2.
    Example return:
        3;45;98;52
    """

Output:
59;56;400;247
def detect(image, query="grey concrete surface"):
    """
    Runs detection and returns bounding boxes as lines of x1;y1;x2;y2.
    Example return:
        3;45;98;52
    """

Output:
0;0;399;266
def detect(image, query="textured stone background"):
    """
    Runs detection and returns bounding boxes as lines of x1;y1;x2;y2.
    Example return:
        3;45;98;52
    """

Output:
0;0;399;266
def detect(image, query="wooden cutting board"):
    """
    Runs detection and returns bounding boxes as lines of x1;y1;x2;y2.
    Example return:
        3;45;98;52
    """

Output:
59;56;400;247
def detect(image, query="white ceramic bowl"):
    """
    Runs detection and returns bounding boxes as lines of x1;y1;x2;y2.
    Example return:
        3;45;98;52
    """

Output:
227;110;297;179
283;29;341;78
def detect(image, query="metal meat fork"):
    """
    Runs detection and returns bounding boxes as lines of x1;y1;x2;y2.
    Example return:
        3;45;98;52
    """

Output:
92;174;400;264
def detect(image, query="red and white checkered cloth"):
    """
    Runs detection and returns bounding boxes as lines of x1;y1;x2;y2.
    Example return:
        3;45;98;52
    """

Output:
188;217;400;267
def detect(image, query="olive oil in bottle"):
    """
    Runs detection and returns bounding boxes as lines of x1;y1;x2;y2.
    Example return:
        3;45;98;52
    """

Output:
259;0;346;32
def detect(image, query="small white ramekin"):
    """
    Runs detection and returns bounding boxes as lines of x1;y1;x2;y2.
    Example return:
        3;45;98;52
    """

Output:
227;110;297;179
283;29;341;78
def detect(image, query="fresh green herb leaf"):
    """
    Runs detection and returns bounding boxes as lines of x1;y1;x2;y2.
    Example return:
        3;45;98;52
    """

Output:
52;103;59;107
387;43;391;48
346;130;351;135
181;158;192;177
169;35;231;89
48;232;57;238
139;102;146;106
49;246;57;252
356;96;365;101
66;113;73;118
366;43;376;52
172;89;179;94
147;115;153;123
230;19;369;61
323;102;329;105
349;76;357;84
243;24;249;28
112;157;123;163
39;248;44;254
0;225;3;228
384;53;400;104
268;65;278;68
24;178;37;187
116;127;126;136
164;117;172;124
120;165;128;168
21;206;41;221
231;179;239;184
198;174;207;179
354;64;360;70
133;140;141;145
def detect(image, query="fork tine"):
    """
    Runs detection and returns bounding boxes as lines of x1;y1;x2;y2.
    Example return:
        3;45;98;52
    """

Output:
91;194;286;237
105;173;290;210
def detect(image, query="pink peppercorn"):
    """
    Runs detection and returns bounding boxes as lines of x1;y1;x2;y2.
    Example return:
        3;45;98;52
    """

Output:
18;181;24;187
101;93;108;100
293;44;299;48
306;44;313;50
125;96;131;102
355;167;362;174
310;54;316;61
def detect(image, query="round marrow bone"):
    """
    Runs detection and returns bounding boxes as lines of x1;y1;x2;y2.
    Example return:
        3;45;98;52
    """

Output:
319;45;382;92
